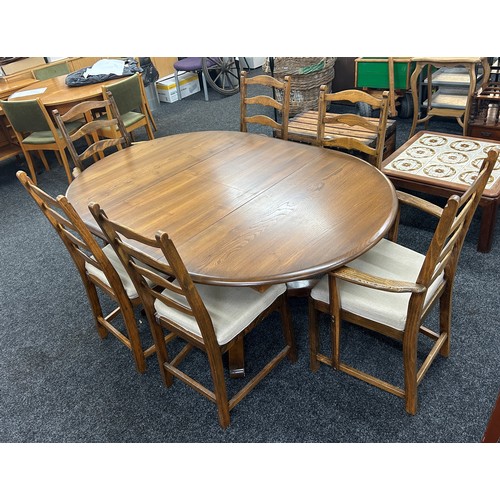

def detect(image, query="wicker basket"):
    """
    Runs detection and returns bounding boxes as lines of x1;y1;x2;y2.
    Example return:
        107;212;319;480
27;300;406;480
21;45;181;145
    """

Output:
265;57;337;116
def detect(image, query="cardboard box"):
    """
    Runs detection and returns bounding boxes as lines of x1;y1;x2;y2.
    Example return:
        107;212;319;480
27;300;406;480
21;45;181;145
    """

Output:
156;71;201;103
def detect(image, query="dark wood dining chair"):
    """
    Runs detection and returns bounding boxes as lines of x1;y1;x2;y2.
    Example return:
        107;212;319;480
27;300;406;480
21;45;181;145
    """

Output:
17;170;169;373
52;90;132;178
240;70;291;140
89;201;297;429
308;149;498;415
316;86;390;169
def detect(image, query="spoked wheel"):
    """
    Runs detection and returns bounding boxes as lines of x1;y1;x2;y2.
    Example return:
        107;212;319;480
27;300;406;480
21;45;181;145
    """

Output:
202;57;240;96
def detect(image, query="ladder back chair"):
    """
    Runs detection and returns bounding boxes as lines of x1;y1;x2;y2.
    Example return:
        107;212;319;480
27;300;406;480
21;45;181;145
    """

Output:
240;70;291;140
16;171;168;373
101;73;155;141
317;87;390;169
52;90;132;178
1;98;83;184
89;202;297;429
308;149;498;414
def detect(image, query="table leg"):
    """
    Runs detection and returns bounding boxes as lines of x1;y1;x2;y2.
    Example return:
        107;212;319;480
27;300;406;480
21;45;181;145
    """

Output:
229;336;245;378
478;200;498;253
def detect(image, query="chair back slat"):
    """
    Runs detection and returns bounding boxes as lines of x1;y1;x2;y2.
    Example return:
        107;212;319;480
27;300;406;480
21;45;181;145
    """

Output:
52;91;131;176
317;86;389;169
240;70;291;140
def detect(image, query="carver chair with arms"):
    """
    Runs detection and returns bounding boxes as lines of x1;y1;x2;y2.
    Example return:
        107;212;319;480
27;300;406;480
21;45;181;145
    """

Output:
16;171;169;373
101;73;155;141
52;90;132;178
240;70;291;140
316;86;390;169
89;202;297;429
1;98;82;184
308;149;498;414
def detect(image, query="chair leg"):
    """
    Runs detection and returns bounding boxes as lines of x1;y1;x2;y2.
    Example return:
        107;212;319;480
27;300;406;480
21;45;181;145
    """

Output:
174;70;182;101
207;350;231;429
59;149;74;184
279;296;297;362
23;151;38;185
403;330;418;415
38;151;51;171
439;286;453;357
200;71;209;101
121;304;147;374
83;279;108;340
308;298;321;372
329;275;341;370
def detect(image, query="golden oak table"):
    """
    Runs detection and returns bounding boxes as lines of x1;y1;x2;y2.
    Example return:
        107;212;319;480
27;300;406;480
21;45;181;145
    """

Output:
66;130;398;287
7;74;128;114
67;130;398;377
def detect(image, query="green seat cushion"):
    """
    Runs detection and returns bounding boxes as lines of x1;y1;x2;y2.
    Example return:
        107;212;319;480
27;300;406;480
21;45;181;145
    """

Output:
22;120;84;145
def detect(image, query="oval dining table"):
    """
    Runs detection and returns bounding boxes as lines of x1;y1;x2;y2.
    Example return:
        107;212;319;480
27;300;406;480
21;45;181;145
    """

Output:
7;73;128;113
66;130;398;377
66;130;398;286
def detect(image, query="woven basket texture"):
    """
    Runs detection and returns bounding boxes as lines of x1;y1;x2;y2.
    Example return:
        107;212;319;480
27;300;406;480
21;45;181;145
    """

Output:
265;57;337;116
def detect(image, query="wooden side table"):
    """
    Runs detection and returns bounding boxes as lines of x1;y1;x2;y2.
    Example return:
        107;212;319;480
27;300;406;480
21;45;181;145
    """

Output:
409;57;490;137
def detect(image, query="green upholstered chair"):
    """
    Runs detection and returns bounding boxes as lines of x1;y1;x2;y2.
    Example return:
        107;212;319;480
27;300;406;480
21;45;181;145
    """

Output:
0;98;82;184
32;61;70;81
101;73;155;141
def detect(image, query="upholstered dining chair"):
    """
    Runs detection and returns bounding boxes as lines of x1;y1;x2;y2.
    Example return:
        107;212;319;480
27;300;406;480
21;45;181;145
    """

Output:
308;149;498;415
240;70;292;140
52;90;132;178
173;57;214;101
32;61;70;81
89;201;297;429
101;73;155;141
316;86;390;169
1;98;81;185
16;171;170;373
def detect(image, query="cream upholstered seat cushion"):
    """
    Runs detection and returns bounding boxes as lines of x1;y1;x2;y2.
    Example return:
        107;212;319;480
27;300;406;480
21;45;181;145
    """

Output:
154;283;286;346
85;244;141;299
310;238;445;331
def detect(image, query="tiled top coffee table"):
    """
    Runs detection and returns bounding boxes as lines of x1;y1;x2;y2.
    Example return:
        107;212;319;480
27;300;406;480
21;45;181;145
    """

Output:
381;131;500;252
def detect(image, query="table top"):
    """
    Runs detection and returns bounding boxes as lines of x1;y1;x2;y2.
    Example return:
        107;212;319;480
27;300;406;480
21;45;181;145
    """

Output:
66;130;398;286
0;77;38;101
7;74;127;108
382;131;500;198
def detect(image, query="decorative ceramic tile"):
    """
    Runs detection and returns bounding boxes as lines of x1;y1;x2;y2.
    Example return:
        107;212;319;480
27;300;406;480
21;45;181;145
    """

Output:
384;134;500;188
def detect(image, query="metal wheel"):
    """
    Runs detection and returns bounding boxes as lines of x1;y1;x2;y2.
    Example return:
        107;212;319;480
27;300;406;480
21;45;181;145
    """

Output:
202;57;240;96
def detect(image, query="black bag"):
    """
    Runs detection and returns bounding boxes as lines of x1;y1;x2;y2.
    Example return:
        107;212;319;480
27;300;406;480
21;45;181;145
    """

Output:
65;58;143;87
139;57;159;87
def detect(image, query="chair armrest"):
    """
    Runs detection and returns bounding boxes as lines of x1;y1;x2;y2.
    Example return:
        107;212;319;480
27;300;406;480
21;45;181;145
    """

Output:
332;266;427;294
396;190;443;219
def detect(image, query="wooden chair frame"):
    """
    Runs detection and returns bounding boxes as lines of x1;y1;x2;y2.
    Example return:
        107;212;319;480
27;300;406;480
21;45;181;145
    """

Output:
90;202;297;429
16;170;163;373
317;87;390;169
240;70;291;140
309;149;498;414
52;90;132;177
101;73;155;141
